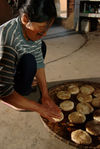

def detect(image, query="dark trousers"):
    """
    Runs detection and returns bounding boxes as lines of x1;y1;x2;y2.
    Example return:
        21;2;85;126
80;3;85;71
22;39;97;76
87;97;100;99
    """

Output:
14;41;46;96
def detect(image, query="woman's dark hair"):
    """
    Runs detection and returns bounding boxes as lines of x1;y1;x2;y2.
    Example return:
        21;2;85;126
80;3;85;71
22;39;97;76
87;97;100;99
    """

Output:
19;0;57;23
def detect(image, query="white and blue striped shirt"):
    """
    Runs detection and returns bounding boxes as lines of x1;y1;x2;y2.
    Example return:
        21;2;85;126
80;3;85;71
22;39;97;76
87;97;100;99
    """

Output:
0;17;44;97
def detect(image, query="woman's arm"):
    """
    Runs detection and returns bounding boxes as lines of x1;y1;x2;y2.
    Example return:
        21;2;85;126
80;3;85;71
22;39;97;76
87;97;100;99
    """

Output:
1;91;61;122
36;68;48;97
36;68;62;116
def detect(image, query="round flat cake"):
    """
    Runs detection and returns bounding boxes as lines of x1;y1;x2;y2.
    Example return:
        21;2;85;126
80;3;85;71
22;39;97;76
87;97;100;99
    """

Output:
80;85;95;95
59;100;74;111
52;112;64;122
77;93;93;103
86;120;100;136
68;111;86;124
96;145;100;149
57;91;71;100
67;84;80;95
92;97;100;108
93;89;100;97
93;109;100;122
76;102;94;115
71;129;92;145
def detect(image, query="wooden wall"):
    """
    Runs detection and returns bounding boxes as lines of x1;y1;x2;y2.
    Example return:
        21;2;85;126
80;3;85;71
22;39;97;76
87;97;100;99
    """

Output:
0;0;13;25
67;0;75;17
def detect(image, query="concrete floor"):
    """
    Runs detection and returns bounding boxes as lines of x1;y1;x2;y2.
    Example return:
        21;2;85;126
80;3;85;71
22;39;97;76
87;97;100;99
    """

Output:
0;29;100;149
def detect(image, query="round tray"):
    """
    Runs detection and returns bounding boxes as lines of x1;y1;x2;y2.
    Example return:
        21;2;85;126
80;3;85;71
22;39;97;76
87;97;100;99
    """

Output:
42;81;100;149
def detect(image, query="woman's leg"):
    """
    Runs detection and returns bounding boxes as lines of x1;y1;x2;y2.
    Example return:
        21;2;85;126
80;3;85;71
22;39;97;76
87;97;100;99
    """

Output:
14;41;46;96
14;54;37;96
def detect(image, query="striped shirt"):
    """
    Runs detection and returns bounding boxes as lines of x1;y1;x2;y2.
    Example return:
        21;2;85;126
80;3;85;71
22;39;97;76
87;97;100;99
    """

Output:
0;17;44;98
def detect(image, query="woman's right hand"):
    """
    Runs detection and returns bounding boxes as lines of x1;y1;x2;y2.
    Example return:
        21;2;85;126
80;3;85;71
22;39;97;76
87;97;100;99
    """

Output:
38;104;61;123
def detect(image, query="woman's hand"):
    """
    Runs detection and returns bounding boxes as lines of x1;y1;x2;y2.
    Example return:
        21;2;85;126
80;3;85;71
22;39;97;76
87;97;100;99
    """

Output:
41;95;62;119
38;104;62;122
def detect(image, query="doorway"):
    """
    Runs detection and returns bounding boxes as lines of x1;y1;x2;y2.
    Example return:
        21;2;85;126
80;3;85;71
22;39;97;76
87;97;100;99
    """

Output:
55;0;67;18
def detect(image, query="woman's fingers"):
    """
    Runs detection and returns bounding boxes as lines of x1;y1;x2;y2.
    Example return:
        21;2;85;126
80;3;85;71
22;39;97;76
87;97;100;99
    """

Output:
39;105;62;122
45;103;62;117
42;96;62;114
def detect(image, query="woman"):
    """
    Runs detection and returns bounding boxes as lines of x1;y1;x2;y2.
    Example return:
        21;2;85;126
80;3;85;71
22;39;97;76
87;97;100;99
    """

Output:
0;0;62;122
